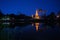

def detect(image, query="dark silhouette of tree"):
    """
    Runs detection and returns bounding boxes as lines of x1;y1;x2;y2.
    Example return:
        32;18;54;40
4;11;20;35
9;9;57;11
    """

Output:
9;13;15;17
57;11;60;15
48;12;56;20
47;12;56;25
0;9;3;17
9;13;16;23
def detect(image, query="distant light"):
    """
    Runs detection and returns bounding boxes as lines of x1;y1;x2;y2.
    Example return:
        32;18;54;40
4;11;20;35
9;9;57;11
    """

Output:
57;15;59;18
32;15;34;18
2;22;10;24
32;23;34;26
2;17;10;20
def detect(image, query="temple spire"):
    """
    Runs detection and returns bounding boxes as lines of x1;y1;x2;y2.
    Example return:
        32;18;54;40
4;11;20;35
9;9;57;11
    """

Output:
35;9;40;19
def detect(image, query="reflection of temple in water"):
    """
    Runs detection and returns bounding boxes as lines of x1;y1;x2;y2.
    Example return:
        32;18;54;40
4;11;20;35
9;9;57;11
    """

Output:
32;23;39;31
35;23;39;31
32;9;46;31
32;9;41;31
32;9;40;31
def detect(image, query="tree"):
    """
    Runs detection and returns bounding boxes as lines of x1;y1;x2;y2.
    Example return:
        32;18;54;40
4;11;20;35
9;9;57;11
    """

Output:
47;12;56;24
57;11;60;14
0;9;3;17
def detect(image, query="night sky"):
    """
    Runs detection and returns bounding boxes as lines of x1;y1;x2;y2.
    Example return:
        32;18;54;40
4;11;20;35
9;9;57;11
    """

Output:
0;0;60;16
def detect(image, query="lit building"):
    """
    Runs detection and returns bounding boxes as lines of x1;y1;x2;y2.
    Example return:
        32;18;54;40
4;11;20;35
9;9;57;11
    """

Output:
32;9;46;20
35;9;40;19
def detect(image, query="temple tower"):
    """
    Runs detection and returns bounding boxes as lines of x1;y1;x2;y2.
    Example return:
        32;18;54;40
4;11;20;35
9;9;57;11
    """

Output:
35;9;40;19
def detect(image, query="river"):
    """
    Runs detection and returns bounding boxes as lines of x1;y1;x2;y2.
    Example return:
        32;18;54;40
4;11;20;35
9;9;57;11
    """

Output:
0;23;60;40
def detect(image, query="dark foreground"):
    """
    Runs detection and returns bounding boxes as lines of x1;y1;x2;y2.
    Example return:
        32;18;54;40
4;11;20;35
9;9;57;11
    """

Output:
0;22;60;40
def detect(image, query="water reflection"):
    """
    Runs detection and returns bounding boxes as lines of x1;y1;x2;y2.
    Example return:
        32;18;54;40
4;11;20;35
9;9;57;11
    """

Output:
35;23;39;31
0;22;60;40
32;23;40;31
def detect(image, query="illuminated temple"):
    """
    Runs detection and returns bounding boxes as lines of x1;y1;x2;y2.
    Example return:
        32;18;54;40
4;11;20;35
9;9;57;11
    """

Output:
32;9;40;31
32;9;46;31
35;9;40;19
32;9;41;19
32;9;46;20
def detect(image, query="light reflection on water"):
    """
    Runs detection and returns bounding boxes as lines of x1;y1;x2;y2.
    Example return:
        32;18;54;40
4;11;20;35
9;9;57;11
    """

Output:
1;23;60;33
32;22;40;31
0;23;60;40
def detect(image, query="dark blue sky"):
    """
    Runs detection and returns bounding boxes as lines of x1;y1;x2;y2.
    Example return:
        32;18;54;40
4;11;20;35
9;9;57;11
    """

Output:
0;0;60;16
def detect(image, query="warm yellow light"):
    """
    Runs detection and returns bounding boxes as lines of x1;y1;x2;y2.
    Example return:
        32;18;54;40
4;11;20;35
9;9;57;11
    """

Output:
35;23;39;31
35;10;40;19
